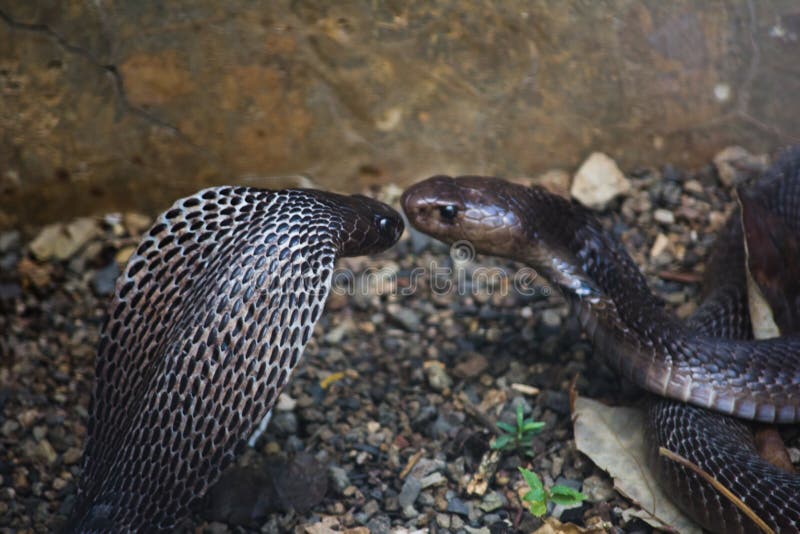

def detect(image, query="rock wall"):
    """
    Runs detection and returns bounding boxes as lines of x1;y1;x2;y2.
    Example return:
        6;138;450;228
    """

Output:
1;1;799;228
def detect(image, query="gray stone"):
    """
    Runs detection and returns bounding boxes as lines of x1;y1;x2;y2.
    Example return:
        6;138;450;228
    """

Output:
270;412;298;437
420;472;446;489
284;435;304;452
431;411;464;440
355;499;379;523
328;465;350;494
479;491;505;512
417;491;436;507
401;504;418;519
91;262;120;297
398;476;422;509
481;513;501;526
365;514;392;534
386;303;422;331
409;457;446;479
446;496;470;516
0;231;20;252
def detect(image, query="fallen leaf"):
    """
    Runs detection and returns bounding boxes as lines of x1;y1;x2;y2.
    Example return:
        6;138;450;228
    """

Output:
533;516;600;533
466;449;501;496
754;427;796;473
739;185;800;337
572;396;700;533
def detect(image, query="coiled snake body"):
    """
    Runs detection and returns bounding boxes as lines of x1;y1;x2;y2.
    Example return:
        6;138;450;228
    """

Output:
402;152;800;533
68;186;403;532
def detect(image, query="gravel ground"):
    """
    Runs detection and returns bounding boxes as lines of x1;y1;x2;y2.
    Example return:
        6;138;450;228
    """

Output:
2;149;799;533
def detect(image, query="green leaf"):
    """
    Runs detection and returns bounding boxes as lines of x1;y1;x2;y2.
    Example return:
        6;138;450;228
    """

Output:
518;467;546;502
548;485;587;506
496;421;516;434
527;500;547;517
491;435;513;450
516;403;524;430
518;467;543;490
521;421;546;433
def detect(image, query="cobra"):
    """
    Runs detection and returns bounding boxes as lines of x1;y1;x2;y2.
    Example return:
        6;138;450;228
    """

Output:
67;186;403;532
401;151;800;533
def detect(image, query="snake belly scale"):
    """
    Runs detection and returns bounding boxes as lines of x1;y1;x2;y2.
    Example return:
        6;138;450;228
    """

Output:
401;151;800;533
68;186;402;532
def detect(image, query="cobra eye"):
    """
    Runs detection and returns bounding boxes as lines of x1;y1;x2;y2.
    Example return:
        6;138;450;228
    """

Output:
376;216;391;234
439;205;458;221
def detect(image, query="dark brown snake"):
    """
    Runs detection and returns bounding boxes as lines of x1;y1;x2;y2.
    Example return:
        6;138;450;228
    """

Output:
67;186;403;532
401;150;800;533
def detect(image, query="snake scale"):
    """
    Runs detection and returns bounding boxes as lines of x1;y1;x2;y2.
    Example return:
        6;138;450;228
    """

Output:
67;186;403;532
401;150;800;533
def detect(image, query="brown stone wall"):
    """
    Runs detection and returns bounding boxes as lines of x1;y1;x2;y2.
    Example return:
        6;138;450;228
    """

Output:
1;1;799;227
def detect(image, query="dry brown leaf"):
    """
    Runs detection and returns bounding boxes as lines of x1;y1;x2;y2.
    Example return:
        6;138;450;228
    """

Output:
572;397;700;534
532;516;591;534
746;266;781;339
754;427;796;473
466;449;501;496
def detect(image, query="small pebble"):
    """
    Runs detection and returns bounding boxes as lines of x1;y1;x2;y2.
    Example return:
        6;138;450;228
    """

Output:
446;496;470;516
386;303;421;331
582;474;617;502
398;476;422;509
91;262;120;297
478;491;505;512
571;152;631;209
61;447;82;465
653;208;675;224
423;361;452;392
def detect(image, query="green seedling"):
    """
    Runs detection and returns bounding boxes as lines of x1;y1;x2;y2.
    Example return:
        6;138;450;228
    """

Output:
491;403;545;454
518;467;587;517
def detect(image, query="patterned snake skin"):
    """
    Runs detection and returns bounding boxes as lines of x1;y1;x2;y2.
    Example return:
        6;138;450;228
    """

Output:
401;150;800;533
68;186;403;532
648;152;800;533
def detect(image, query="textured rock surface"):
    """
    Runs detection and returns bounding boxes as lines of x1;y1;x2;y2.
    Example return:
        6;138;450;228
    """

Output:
2;1;800;228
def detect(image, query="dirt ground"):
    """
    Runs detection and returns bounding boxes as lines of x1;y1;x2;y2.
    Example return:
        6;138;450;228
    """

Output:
2;151;798;533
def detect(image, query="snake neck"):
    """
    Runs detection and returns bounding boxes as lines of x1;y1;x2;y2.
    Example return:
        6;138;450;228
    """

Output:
513;186;800;423
513;189;676;336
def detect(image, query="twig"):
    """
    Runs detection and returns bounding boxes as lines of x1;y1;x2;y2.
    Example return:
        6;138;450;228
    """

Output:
399;450;423;479
657;270;703;284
